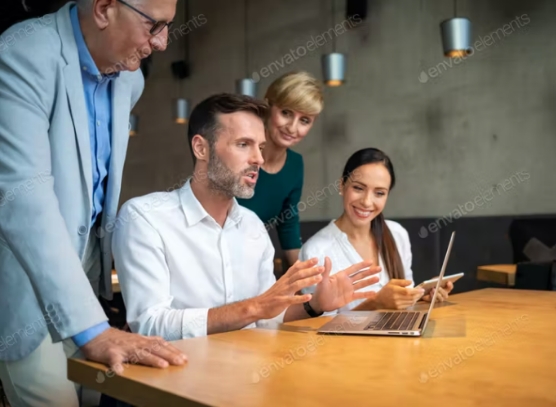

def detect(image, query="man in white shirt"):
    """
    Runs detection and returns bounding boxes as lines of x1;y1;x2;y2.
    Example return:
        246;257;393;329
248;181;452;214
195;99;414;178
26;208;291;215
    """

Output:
112;93;382;339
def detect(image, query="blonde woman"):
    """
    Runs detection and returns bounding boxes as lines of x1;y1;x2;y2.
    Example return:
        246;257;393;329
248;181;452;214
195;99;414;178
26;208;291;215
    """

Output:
237;71;323;268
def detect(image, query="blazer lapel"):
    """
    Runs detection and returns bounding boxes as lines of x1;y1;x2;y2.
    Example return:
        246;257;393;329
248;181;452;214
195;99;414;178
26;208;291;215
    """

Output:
105;77;131;215
64;65;93;205
58;3;93;206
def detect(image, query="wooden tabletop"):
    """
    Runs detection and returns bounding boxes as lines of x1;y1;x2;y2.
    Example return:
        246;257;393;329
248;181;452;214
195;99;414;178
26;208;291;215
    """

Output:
477;264;517;286
68;288;555;407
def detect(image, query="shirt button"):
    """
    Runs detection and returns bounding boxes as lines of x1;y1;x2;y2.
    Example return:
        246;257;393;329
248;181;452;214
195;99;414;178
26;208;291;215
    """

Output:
96;121;100;126
78;226;88;235
82;66;87;71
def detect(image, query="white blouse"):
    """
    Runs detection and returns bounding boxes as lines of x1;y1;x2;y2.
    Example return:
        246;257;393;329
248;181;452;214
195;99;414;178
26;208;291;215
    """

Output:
299;219;414;315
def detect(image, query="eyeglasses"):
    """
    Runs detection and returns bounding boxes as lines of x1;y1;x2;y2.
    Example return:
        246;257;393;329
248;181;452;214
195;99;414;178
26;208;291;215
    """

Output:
117;0;174;36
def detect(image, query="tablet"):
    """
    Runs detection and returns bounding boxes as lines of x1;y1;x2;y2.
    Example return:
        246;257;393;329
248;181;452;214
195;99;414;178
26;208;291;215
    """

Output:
416;272;464;292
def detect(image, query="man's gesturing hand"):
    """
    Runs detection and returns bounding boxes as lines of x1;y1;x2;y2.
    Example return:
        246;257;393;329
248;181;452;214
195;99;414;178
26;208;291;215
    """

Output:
81;328;187;374
254;258;324;320
311;257;382;313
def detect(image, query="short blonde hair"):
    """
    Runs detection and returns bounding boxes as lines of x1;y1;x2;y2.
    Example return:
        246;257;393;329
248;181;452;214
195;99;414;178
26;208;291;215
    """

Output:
264;71;324;116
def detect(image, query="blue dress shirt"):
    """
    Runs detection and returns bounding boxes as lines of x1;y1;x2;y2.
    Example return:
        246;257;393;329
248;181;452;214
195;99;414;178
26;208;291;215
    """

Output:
70;5;114;346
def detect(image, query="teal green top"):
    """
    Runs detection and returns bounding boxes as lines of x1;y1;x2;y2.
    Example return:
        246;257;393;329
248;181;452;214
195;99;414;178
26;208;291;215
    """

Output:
237;149;304;250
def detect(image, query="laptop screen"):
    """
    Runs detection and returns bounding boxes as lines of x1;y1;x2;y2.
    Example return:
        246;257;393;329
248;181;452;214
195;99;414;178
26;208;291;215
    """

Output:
420;231;456;328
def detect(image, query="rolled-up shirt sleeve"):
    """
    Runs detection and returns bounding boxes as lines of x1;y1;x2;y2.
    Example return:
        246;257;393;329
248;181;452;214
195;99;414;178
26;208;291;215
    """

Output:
112;202;208;340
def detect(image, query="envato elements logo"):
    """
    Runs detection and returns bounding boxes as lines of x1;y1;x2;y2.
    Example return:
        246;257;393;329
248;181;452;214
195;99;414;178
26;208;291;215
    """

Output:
0;171;50;207
0;295;103;355
418;14;530;83
168;13;207;43
251;335;327;384
95;172;201;238
104;13;207;77
248;170;363;241
418;170;529;238
251;316;360;383
251;14;362;83
0;14;53;53
0;304;61;353
419;314;529;383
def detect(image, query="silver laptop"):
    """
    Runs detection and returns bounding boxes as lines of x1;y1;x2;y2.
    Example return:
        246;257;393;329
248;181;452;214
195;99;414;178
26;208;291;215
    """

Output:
317;231;456;337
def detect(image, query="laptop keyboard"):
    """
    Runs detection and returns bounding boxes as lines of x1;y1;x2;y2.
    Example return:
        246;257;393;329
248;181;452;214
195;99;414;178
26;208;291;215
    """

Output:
363;312;420;331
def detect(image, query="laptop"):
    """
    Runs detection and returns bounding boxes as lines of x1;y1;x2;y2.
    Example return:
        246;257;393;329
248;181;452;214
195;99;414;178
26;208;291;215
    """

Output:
317;231;456;337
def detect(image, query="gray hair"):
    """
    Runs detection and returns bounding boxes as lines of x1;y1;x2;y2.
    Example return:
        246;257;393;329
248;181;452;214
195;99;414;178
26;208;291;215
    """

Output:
77;0;142;13
77;0;93;11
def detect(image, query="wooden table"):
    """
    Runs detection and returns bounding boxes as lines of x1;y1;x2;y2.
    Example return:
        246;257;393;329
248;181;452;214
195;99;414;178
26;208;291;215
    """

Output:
68;289;555;407
477;264;517;286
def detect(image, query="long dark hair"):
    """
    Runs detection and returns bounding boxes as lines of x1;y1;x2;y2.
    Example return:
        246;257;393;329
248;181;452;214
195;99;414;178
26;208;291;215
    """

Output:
341;148;405;280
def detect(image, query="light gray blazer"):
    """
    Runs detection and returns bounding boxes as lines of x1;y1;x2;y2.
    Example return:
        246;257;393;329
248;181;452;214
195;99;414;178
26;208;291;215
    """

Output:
0;2;144;361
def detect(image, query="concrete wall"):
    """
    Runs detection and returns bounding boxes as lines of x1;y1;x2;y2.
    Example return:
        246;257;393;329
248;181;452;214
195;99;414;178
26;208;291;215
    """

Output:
121;0;556;221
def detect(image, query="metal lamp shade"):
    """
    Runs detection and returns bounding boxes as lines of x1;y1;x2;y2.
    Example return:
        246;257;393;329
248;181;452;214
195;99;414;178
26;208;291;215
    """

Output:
440;17;472;58
129;114;138;136
175;98;189;124
236;78;257;97
322;53;346;87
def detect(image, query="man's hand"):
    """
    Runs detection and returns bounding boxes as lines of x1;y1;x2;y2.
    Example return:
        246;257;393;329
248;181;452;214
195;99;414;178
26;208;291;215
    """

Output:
81;328;187;374
311;257;382;313
373;279;425;310
254;258;324;320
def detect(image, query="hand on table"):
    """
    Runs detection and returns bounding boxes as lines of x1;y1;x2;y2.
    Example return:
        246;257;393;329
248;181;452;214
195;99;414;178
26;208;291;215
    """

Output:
81;328;187;374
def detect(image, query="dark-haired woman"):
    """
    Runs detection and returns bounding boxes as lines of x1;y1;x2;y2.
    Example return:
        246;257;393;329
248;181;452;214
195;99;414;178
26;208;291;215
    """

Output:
299;148;454;313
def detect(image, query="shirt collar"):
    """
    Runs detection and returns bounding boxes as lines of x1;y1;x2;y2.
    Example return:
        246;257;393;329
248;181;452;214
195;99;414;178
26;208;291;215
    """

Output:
329;219;349;241
70;5;119;80
179;179;243;228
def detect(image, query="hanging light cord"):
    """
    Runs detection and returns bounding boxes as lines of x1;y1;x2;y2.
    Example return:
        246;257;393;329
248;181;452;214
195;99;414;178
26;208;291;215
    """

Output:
244;0;249;76
454;0;458;17
185;0;190;63
331;0;337;52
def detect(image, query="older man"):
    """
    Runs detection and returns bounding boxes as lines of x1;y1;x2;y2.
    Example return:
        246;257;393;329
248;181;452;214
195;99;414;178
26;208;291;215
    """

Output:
0;1;186;406
112;94;381;341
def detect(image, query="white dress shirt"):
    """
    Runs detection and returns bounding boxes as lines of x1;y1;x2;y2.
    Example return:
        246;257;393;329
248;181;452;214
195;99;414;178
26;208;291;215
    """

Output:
299;219;414;315
112;179;281;340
